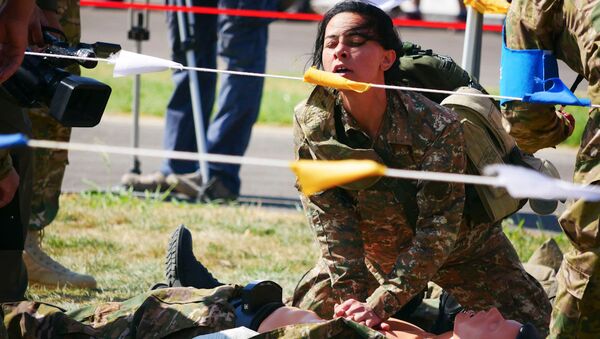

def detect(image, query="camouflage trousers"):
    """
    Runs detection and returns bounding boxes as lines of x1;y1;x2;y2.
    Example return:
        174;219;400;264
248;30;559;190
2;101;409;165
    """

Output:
0;286;384;339
550;198;600;338
293;225;551;336
28;0;80;230
548;108;600;338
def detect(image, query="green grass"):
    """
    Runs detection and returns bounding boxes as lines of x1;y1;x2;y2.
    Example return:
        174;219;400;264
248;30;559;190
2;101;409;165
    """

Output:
27;192;570;311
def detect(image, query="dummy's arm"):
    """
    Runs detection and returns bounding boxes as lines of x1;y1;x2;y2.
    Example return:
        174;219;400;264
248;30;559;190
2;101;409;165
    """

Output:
366;120;466;321
293;117;371;304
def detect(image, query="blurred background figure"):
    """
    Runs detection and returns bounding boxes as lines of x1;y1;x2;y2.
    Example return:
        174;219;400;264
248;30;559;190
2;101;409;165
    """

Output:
22;0;97;289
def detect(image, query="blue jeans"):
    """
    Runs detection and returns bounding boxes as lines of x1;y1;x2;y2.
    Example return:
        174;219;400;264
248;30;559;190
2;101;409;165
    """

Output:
162;0;276;195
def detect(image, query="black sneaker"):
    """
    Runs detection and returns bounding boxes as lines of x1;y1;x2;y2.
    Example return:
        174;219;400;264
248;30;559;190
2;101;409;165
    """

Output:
198;176;238;203
165;225;223;289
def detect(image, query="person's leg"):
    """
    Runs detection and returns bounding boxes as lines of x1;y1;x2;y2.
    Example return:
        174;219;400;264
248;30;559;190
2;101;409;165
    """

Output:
436;226;551;336
547;107;600;337
0;93;31;303
201;0;275;198
21;0;96;289
161;0;218;176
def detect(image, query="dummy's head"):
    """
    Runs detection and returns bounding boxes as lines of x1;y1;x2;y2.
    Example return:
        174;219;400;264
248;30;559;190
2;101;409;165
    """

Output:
311;0;402;85
453;308;540;339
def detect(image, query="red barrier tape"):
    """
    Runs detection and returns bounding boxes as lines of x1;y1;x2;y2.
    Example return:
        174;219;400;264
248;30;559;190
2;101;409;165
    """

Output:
80;0;503;32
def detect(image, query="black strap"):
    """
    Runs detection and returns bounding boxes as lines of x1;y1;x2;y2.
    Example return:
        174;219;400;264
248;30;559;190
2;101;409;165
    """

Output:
570;74;585;93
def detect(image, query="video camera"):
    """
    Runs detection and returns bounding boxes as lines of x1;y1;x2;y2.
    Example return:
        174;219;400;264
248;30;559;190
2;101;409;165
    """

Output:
2;32;121;127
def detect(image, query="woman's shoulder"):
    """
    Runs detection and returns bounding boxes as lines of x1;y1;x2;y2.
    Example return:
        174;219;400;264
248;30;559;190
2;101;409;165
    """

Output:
396;90;461;134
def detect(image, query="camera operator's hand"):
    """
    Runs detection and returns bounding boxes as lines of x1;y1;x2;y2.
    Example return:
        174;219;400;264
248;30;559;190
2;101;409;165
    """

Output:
0;0;35;83
28;6;62;47
0;167;19;208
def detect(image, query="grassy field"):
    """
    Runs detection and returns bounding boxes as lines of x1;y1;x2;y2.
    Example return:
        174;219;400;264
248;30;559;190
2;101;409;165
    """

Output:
27;192;571;311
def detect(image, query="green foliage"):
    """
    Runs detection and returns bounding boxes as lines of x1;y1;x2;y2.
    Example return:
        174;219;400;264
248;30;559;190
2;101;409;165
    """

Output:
502;219;572;261
562;105;589;147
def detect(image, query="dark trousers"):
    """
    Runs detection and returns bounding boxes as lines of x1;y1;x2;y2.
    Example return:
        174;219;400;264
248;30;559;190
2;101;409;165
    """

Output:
161;0;276;195
0;93;32;302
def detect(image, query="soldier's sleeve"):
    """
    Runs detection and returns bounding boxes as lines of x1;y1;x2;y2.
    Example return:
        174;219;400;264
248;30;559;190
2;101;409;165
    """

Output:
293;116;371;303
500;0;568;154
501;102;568;153
366;119;466;320
0;150;13;180
36;0;58;12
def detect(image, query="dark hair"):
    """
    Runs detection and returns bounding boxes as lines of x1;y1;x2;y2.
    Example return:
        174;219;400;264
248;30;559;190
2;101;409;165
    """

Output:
311;0;403;84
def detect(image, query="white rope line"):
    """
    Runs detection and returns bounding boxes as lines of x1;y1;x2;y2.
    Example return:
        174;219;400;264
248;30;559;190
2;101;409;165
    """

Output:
28;139;292;169
27;139;504;187
25;51;599;108
25;51;108;64
385;168;499;186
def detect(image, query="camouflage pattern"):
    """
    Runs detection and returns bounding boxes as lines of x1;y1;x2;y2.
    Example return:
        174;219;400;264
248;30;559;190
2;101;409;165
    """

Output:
2;286;238;338
0;151;12;180
291;86;551;335
28;0;80;230
1;286;385;339
505;1;600;337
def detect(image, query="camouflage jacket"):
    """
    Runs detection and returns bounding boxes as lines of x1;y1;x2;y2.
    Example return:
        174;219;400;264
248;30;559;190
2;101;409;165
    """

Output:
293;86;468;320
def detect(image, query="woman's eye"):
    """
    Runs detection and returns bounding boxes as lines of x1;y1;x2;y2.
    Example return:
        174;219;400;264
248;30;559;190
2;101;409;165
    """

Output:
325;40;338;49
347;36;367;47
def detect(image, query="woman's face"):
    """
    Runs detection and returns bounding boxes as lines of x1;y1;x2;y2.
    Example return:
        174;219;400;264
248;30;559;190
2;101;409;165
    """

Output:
321;12;395;85
453;308;522;339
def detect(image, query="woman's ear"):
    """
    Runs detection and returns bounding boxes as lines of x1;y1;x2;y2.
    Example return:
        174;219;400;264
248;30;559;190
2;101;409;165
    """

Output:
381;49;397;71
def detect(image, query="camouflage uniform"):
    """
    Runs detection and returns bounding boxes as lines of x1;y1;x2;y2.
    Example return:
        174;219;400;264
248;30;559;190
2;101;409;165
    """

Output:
28;0;80;230
1;286;384;338
505;0;600;337
291;86;551;335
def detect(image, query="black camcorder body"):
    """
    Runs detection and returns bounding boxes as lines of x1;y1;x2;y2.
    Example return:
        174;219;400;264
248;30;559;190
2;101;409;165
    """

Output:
2;34;121;128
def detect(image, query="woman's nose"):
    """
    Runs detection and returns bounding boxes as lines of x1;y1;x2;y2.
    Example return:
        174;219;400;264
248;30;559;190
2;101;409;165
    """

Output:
334;43;348;59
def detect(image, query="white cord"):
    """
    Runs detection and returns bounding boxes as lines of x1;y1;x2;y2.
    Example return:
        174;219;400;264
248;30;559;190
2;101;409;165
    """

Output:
25;50;598;108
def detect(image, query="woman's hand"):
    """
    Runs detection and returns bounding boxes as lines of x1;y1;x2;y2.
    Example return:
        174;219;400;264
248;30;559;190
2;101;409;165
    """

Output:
0;167;19;208
334;299;391;330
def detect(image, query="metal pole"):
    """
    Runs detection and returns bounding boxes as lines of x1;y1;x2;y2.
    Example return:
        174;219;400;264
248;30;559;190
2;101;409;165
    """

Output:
127;0;150;174
175;0;210;183
461;6;483;80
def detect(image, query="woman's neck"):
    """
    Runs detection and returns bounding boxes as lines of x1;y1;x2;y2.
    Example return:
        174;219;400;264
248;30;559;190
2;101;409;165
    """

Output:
340;88;387;140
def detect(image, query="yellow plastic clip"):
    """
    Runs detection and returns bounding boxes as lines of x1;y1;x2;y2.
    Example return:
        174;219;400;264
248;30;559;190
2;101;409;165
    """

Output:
303;67;371;93
290;159;386;195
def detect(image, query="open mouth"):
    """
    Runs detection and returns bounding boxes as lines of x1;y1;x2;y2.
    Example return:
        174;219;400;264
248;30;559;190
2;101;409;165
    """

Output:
333;66;351;74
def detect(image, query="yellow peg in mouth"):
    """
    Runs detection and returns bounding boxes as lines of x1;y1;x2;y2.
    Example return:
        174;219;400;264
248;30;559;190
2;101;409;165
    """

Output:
290;159;386;195
303;66;371;93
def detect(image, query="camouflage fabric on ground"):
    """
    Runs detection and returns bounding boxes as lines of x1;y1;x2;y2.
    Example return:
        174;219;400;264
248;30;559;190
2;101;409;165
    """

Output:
1;286;386;339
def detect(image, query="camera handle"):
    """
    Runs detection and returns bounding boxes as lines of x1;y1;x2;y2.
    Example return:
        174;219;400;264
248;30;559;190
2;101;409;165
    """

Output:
127;1;150;175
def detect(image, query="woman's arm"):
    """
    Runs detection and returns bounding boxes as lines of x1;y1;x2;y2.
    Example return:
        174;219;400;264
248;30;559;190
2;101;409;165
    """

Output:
293;116;371;303
365;118;467;321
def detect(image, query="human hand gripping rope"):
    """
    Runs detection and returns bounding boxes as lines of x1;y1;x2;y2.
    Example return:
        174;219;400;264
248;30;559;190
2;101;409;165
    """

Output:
3;49;600;202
